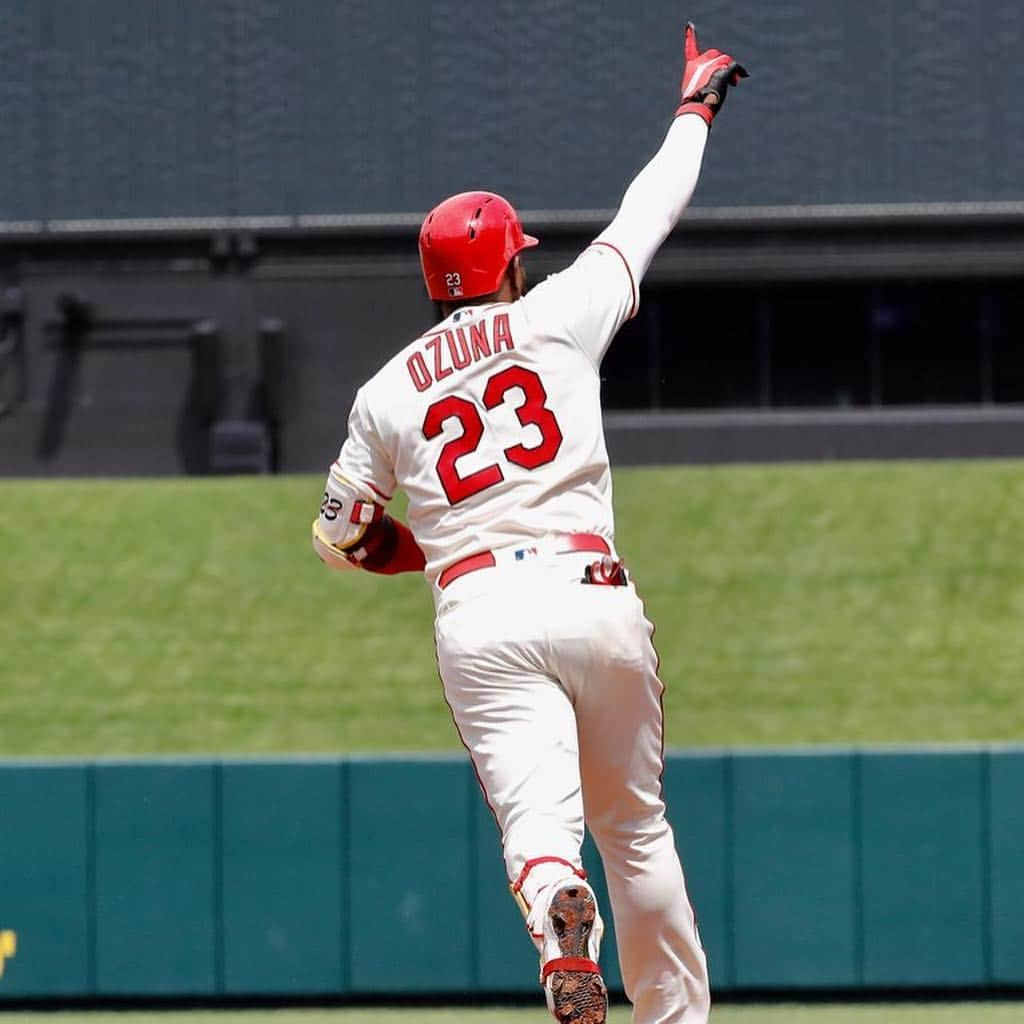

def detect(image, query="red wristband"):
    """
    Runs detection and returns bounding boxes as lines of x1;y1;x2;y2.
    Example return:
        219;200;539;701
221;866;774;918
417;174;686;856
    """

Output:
674;101;713;127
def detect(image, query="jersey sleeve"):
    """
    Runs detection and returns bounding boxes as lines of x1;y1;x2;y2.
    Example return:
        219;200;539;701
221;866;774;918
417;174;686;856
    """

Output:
520;112;710;368
520;243;637;367
333;385;397;504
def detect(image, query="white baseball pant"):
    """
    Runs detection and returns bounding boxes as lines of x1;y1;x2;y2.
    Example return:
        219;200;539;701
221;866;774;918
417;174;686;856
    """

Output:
434;548;710;1023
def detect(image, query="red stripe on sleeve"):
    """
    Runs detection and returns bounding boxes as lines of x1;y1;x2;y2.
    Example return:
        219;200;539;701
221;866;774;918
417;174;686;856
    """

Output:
366;481;393;502
589;241;638;320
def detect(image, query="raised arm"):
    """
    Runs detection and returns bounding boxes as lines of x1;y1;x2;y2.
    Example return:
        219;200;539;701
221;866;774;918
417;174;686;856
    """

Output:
595;23;748;285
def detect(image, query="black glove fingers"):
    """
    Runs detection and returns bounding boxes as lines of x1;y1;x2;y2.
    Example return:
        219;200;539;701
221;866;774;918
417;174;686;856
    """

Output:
723;60;749;88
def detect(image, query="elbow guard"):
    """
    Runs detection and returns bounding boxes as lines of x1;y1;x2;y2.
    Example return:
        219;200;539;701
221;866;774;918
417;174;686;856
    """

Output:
313;468;388;571
313;468;425;576
312;520;361;571
312;513;425;576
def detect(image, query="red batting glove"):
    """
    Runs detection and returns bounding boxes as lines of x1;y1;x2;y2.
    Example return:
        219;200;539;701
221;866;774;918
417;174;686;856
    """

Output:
675;23;749;127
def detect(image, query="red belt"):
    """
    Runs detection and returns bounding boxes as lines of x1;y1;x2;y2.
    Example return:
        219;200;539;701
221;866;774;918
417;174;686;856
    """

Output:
437;532;612;590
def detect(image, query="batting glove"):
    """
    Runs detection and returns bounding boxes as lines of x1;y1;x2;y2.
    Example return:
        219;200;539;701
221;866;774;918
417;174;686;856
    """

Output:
676;22;748;127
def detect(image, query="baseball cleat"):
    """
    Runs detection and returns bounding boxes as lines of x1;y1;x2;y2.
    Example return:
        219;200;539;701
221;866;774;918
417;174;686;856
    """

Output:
542;884;608;1024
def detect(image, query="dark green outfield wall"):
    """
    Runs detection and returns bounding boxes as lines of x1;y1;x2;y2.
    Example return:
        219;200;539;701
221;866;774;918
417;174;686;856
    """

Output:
0;749;1022;999
3;0;1024;223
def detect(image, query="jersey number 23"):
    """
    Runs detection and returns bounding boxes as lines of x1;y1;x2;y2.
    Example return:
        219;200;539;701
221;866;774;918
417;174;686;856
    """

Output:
422;367;563;505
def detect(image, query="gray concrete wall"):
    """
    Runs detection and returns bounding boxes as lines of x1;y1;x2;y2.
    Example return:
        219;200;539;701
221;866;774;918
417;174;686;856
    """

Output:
3;235;1024;477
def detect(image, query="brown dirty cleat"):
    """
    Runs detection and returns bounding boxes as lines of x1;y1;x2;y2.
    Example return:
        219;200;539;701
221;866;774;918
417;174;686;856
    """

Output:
542;884;608;1024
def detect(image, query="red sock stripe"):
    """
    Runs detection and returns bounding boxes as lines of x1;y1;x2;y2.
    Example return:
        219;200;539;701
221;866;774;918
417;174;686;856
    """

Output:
541;957;601;982
511;856;587;895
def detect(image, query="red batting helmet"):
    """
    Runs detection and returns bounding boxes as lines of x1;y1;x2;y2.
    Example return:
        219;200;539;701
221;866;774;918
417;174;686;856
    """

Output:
418;191;539;301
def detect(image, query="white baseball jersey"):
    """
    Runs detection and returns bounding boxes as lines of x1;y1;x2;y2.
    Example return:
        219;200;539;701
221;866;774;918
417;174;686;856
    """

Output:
318;114;709;583
333;242;636;584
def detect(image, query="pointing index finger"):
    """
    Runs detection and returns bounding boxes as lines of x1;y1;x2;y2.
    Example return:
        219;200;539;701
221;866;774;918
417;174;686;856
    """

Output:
684;22;700;61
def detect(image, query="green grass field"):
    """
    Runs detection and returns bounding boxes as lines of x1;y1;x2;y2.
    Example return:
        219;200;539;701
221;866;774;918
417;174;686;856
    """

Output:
2;464;1023;1020
1;1005;1022;1024
1;461;1023;756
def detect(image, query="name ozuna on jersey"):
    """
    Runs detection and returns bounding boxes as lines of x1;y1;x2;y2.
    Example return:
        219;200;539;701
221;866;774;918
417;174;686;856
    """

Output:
406;312;515;393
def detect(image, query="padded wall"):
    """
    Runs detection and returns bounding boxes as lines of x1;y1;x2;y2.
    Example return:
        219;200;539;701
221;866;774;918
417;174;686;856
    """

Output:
1;749;1022;998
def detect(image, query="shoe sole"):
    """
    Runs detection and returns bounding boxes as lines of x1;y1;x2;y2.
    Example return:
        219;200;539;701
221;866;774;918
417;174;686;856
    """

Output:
546;885;608;1024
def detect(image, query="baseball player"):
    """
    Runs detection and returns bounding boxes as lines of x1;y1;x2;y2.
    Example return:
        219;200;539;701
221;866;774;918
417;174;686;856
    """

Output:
313;23;746;1024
